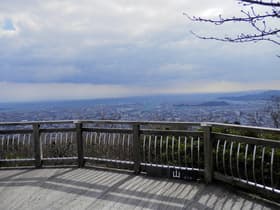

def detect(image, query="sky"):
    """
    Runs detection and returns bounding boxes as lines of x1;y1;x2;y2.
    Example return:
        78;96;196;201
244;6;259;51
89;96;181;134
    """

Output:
0;0;279;102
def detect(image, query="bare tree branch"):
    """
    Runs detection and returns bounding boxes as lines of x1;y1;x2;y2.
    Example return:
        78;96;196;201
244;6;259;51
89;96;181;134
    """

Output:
184;12;279;25
187;0;280;55
190;30;280;45
240;0;280;7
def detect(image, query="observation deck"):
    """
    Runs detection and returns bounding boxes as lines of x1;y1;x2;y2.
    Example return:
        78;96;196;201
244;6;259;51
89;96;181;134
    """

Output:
0;120;279;209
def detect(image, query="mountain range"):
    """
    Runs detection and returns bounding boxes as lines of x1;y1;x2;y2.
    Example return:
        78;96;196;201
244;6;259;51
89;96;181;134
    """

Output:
218;90;280;101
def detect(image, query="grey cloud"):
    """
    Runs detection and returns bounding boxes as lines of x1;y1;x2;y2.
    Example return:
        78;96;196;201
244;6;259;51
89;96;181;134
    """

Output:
0;0;278;102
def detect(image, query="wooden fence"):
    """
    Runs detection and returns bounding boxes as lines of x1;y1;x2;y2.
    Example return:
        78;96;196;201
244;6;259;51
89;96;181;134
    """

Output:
0;120;279;201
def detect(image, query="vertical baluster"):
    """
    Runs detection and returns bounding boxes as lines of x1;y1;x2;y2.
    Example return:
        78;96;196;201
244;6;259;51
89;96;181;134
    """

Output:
91;132;94;157
191;136;194;170
70;132;73;144
65;132;68;145
29;134;32;158
85;133;89;146
222;140;227;175
160;136;163;163
43;133;47;158
23;134;26;157
89;132;95;146
19;134;25;157
26;134;29;157
102;133;106;158
10;135;13;156
39;134;43;158
171;136;175;163
60;132;63;145
22;134;26;158
101;133;105;157
59;133;62;157
70;133;74;153
55;133;58;145
105;133;109;158
1;135;4;158
61;133;64;156
7;135;10;153
94;132;97;145
261;146;265;188
252;145;257;186
271;148;275;192
111;133;114;157
236;142;241;180
166;136;169;163
86;132;93;156
216;139;220;171
12;135;15;153
104;133;108;158
23;134;26;145
148;135;152;163
55;133;59;155
106;133;111;158
28;133;31;145
89;132;92;155
17;134;20;153
97;133;101;157
229;141;234;177
112;133;115;159
2;136;5;154
143;135;146;162
87;132;94;157
103;133;109;158
4;135;8;157
117;133;121;160
122;133;125;160
245;144;249;183
28;134;31;145
1;135;4;155
127;134;130;159
50;133;53;158
184;136;187;167
66;133;70;153
154;136;157;163
197;136;200;169
178;136;181;165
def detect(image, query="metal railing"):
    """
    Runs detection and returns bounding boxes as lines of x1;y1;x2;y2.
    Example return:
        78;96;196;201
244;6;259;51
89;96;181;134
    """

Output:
0;120;279;201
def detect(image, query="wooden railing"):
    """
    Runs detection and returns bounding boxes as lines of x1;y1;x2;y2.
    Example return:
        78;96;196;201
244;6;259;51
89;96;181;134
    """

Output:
0;120;279;201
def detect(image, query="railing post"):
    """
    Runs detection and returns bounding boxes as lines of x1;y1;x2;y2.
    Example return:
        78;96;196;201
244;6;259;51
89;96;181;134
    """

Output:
202;123;213;184
75;121;84;167
133;123;141;174
33;123;42;168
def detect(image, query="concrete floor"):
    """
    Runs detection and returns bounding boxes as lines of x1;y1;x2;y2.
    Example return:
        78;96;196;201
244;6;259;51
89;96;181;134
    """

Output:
0;167;277;210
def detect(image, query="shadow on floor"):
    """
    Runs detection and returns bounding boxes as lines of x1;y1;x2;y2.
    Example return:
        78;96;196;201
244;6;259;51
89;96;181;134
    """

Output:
0;168;277;210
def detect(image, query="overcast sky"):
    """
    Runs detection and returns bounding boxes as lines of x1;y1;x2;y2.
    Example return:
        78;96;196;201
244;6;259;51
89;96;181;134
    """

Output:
0;0;279;102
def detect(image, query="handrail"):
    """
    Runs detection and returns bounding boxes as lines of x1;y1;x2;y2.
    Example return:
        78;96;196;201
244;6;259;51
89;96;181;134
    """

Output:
1;120;280;133
209;122;280;134
0;120;201;126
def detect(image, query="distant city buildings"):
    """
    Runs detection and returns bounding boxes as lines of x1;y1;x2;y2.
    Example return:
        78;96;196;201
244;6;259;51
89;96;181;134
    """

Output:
0;99;275;128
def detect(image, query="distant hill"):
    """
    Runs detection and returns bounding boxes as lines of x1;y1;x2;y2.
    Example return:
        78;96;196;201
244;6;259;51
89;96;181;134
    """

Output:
174;101;230;107
197;101;230;106
219;90;280;101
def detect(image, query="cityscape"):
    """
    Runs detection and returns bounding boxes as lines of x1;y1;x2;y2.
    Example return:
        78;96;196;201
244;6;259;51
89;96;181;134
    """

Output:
1;90;279;128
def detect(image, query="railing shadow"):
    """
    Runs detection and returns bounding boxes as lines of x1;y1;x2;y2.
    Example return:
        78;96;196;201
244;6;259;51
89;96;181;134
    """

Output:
0;168;276;209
